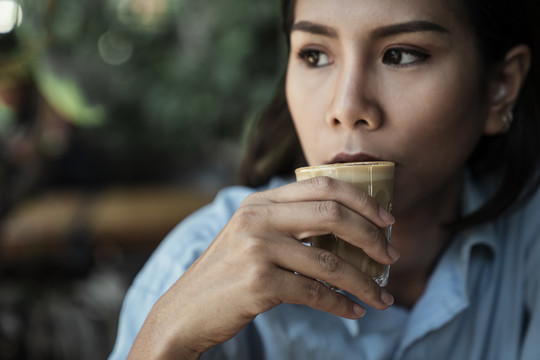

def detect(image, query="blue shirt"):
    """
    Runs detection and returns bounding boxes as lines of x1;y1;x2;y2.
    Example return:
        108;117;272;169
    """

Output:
109;177;540;360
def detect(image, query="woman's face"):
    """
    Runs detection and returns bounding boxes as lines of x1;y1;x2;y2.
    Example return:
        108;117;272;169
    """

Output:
286;0;495;216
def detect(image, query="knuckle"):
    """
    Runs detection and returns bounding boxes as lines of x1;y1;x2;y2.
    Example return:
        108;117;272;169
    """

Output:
306;280;328;304
235;204;257;222
364;224;385;246
355;190;372;210
317;201;343;222
234;204;267;227
309;176;336;194
317;249;343;275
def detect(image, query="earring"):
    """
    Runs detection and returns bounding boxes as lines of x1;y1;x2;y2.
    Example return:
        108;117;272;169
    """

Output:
501;110;514;131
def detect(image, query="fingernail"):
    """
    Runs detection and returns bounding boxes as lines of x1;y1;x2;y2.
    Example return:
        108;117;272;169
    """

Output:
380;290;394;306
378;206;395;226
387;243;400;261
353;303;366;317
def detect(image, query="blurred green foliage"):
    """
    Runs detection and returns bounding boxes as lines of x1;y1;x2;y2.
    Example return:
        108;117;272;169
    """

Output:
6;0;286;182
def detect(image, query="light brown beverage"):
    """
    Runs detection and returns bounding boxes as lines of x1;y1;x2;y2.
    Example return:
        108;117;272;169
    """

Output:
295;161;394;286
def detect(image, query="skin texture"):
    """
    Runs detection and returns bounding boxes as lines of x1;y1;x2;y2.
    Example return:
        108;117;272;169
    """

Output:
127;0;530;358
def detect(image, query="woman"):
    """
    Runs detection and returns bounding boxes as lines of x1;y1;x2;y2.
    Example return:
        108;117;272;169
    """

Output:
110;0;540;358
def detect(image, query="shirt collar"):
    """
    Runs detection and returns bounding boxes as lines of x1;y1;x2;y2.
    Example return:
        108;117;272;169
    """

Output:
396;174;500;353
339;173;500;342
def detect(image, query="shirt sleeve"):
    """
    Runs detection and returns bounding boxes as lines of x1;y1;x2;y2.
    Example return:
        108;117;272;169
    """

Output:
108;185;257;360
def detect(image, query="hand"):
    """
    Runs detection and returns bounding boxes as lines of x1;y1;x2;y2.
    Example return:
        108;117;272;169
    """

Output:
128;176;399;359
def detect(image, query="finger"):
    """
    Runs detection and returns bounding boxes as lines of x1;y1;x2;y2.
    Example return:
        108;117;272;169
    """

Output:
252;176;395;228
271;239;393;310
274;268;366;319
258;200;395;265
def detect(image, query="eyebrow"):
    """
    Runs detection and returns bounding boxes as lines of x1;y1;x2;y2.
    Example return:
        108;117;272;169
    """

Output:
291;21;338;38
372;20;449;39
291;20;449;39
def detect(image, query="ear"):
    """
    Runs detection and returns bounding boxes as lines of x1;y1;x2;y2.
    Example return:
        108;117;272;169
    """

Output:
484;44;531;135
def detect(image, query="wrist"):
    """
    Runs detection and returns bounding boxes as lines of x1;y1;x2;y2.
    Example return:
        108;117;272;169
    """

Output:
128;326;203;360
128;304;204;360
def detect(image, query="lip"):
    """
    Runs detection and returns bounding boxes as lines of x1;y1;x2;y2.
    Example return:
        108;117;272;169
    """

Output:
328;152;382;164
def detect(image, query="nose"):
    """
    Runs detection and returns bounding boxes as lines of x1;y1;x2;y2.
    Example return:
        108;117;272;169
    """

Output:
326;61;382;131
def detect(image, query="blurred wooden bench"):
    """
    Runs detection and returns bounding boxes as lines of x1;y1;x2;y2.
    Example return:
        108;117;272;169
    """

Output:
0;186;214;261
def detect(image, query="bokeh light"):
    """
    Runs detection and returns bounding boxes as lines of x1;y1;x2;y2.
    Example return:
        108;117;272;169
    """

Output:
0;0;23;34
98;30;134;65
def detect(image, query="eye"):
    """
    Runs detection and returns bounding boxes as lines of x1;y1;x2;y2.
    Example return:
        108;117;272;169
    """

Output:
382;48;430;66
298;49;331;67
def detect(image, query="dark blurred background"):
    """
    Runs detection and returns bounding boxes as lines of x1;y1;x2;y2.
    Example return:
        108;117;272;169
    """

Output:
0;0;285;358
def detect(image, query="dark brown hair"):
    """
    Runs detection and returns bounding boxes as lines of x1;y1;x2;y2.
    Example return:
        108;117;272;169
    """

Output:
239;0;540;230
238;0;303;186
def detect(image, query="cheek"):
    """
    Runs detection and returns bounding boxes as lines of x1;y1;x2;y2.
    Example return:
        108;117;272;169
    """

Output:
387;73;488;211
286;68;330;163
398;91;485;170
394;66;487;151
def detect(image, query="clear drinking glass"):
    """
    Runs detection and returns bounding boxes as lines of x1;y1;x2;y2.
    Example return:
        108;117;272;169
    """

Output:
295;161;395;287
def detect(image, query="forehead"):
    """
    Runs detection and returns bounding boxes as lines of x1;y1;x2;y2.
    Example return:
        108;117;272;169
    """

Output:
293;0;469;35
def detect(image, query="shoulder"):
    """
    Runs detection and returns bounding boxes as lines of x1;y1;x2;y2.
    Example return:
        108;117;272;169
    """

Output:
512;182;540;356
515;183;540;280
507;181;540;255
132;177;293;296
494;180;540;308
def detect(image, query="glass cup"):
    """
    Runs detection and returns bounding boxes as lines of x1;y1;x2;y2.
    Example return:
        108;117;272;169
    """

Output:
295;161;395;287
